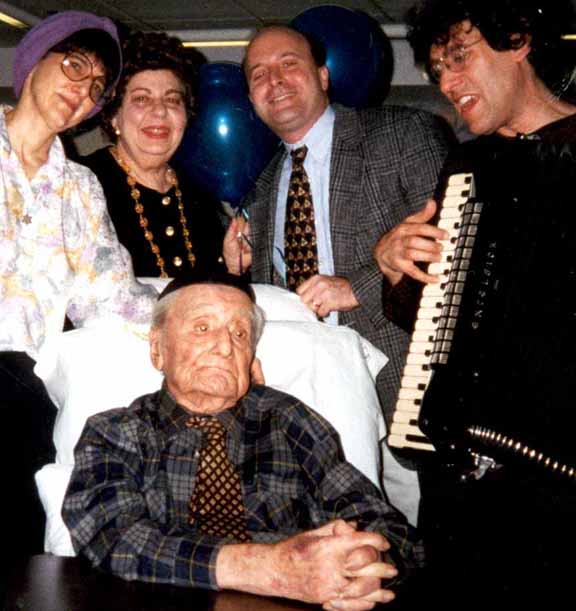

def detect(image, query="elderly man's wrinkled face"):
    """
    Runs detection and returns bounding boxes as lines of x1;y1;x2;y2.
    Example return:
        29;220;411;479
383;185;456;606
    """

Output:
150;285;255;414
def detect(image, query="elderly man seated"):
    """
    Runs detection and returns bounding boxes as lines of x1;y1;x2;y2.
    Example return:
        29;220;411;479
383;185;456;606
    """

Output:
63;270;422;610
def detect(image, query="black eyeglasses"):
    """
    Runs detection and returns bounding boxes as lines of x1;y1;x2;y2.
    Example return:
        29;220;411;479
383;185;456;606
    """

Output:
61;52;110;104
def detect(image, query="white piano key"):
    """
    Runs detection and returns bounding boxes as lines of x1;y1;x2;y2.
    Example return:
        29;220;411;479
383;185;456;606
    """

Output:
399;374;430;390
392;410;419;424
406;342;433;354
420;296;443;309
398;387;425;400
389;422;434;450
444;188;470;199
395;398;423;413
398;381;429;394
388;434;434;452
440;207;465;219
438;219;460;230
406;353;433;365
443;197;470;209
403;364;431;377
416;308;439;320
411;330;435;343
428;262;449;275
423;285;445;296
390;422;425;436
414;318;440;331
446;174;472;187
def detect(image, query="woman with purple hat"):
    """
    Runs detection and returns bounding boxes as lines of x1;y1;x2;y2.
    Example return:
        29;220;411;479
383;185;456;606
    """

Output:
0;11;155;593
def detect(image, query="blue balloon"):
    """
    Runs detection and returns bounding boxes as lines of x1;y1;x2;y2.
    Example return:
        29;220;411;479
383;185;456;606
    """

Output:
291;5;393;108
174;62;279;207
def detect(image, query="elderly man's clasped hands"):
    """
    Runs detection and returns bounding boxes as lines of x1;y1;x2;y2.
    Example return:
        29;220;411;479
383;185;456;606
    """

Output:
218;518;397;610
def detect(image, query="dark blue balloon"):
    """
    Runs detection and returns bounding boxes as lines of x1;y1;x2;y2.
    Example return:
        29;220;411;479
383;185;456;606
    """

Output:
174;62;279;207
291;5;393;108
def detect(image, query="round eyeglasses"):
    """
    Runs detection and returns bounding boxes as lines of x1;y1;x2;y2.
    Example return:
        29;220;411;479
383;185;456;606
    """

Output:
61;52;109;105
428;38;482;83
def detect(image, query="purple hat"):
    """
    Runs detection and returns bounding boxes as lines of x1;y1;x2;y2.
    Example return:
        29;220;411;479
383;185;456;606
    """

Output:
13;10;122;118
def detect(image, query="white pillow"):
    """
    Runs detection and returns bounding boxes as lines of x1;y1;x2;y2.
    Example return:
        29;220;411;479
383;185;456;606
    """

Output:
35;464;75;556
138;277;170;292
258;321;387;480
37;324;163;466
139;279;318;323
37;320;386;476
251;284;318;322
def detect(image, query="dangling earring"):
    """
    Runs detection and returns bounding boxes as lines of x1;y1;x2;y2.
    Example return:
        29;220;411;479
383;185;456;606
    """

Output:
114;127;121;137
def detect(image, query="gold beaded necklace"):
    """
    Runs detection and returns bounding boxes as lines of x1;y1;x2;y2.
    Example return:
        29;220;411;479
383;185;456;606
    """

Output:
112;147;196;278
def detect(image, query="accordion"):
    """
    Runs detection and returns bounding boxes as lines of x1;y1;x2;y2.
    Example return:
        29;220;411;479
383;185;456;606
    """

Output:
389;138;576;480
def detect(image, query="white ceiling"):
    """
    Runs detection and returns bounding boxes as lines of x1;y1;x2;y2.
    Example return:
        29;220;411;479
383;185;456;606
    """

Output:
0;0;417;43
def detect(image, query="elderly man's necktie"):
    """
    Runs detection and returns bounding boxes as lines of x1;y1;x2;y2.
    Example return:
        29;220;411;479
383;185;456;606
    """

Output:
284;145;319;291
187;415;251;541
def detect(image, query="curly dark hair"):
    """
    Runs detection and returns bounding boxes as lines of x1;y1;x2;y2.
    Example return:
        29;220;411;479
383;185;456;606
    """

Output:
101;31;201;140
407;0;576;94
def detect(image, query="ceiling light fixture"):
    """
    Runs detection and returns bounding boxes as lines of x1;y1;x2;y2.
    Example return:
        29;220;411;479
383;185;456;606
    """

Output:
0;10;27;28
182;40;249;48
0;0;38;28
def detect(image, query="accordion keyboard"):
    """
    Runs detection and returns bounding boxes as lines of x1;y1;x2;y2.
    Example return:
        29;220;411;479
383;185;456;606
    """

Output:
388;173;477;451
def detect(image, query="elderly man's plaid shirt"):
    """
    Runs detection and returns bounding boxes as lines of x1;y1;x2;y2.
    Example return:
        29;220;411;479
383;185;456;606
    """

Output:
63;385;423;589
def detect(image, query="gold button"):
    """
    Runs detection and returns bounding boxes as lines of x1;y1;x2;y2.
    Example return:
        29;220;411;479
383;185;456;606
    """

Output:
173;256;182;267
165;226;175;237
162;196;171;206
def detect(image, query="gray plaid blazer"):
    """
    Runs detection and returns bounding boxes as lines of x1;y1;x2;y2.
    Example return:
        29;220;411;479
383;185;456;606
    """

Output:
244;104;452;421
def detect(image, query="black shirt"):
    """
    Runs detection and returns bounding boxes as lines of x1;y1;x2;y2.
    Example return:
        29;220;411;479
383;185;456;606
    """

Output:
81;147;226;277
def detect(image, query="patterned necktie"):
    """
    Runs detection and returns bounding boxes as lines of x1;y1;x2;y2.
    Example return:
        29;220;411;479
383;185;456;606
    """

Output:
187;415;251;542
284;145;319;291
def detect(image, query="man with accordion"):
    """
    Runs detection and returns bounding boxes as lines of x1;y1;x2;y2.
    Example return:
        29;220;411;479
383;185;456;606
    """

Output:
374;0;576;605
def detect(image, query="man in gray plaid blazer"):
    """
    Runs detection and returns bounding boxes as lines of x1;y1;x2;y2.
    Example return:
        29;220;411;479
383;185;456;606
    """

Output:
238;25;452;430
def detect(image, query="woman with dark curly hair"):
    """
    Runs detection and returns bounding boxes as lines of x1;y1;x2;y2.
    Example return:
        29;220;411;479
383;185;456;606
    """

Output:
81;31;235;278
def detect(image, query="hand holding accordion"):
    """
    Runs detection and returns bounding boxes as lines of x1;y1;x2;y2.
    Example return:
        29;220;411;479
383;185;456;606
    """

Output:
373;199;448;286
389;173;476;454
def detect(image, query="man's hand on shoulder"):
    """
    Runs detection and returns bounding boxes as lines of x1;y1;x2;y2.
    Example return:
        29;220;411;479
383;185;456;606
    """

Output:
297;275;359;317
216;520;398;609
373;199;447;285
